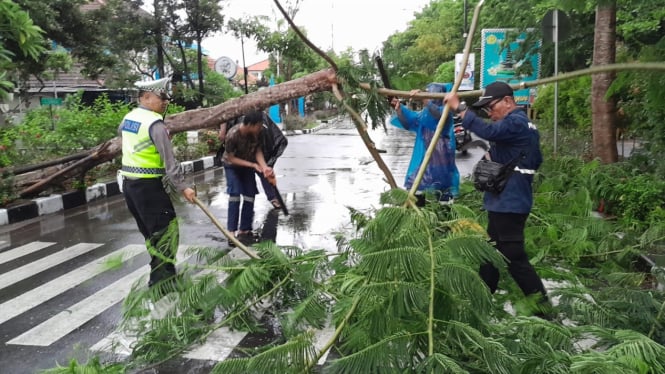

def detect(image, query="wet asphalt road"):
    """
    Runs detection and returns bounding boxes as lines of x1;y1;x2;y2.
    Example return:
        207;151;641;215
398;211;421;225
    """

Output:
0;117;486;374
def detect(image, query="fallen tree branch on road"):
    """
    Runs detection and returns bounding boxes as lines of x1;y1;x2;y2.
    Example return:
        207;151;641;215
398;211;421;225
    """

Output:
19;141;112;197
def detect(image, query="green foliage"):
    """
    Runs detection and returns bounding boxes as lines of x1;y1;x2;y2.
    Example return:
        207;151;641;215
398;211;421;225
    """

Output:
171;132;210;161
382;0;465;79
335;52;392;130
432;60;455;84
0;171;17;206
5;92;130;164
33;0;665;372
38;356;125;374
43;176;665;373
532;76;593;131
1;93;187;172
610;174;665;224
0;0;45;99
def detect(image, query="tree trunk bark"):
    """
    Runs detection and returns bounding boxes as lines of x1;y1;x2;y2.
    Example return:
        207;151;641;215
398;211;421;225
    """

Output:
18;68;337;198
591;2;618;164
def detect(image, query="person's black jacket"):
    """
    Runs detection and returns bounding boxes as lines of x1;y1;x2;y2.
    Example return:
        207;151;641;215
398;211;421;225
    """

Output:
260;112;288;167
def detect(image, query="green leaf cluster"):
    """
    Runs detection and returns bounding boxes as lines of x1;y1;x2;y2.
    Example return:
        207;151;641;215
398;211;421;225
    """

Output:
63;182;656;374
0;0;45;99
2;92;130;164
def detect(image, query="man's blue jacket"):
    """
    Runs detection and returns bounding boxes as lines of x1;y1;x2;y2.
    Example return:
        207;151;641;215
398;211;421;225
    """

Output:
463;108;542;214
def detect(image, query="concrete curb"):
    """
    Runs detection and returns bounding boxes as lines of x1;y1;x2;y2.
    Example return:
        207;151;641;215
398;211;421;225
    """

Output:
0;155;218;227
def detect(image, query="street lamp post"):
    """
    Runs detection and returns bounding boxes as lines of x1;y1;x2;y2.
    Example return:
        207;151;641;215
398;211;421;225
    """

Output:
240;33;249;95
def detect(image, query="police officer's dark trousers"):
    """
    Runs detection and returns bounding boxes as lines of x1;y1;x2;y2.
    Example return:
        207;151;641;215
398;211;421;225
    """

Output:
123;177;178;287
479;211;547;298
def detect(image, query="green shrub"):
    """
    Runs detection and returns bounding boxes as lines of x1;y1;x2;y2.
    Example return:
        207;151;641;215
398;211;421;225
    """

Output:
282;114;309;130
532;76;592;131
612;174;665;224
0;171;16;206
7;92;131;165
171;132;210;161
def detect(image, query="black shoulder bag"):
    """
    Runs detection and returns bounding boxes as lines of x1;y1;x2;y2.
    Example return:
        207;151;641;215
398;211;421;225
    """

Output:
472;152;525;194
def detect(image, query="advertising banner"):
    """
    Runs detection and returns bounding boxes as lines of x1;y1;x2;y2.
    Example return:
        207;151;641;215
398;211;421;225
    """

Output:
454;53;475;91
480;29;541;105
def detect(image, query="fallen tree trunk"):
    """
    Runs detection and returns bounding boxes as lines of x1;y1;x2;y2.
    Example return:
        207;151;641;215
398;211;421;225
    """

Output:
18;68;338;198
1;151;89;176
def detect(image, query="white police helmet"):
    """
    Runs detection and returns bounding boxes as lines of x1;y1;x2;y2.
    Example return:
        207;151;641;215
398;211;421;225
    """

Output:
134;77;170;94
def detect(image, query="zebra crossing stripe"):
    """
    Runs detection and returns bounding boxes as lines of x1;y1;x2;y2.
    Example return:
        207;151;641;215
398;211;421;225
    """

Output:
0;244;145;326
0;243;102;290
92;264;231;355
183;324;253;361
92;249;335;363
0;241;56;265
7;250;192;347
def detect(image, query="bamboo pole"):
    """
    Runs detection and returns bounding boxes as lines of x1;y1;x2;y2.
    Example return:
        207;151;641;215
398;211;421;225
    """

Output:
193;197;260;260
361;62;665;102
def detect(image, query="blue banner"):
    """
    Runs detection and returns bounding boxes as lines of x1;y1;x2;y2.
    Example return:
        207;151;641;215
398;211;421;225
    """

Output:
480;29;541;105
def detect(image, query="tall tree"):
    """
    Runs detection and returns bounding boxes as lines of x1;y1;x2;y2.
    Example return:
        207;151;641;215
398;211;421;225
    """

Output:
91;0;155;87
179;0;225;98
152;0;167;79
14;0;115;79
591;0;618;163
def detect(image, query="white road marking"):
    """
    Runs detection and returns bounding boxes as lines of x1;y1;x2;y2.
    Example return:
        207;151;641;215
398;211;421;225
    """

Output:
7;249;191;347
92;265;230;356
0;241;56;265
0;244;144;325
183;324;249;361
0;243;102;290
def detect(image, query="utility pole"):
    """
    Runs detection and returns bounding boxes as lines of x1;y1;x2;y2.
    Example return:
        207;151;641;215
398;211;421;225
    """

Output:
240;33;249;94
463;0;468;38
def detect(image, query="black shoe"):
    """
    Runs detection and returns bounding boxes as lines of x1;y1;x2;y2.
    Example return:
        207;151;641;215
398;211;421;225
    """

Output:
237;232;259;246
533;299;557;321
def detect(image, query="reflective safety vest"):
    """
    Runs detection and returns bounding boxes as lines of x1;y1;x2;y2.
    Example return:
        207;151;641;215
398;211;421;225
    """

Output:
120;107;166;179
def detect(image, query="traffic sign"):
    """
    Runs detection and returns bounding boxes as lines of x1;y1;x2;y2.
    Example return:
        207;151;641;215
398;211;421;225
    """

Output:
542;9;571;44
40;97;63;106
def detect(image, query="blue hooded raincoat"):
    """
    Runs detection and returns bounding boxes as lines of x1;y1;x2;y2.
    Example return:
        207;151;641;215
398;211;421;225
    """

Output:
390;83;460;198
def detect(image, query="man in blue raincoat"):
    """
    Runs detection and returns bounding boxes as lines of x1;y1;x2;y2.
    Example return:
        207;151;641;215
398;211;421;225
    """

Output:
390;82;459;205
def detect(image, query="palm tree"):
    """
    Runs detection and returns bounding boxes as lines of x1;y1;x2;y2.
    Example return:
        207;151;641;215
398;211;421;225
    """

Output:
591;1;618;163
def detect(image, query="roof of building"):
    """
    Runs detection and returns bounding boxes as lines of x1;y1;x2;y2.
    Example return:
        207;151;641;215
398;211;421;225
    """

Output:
24;64;106;93
247;59;270;72
80;0;106;12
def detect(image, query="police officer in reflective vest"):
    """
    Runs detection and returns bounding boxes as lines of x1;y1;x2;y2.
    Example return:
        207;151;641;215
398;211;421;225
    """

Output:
118;77;195;290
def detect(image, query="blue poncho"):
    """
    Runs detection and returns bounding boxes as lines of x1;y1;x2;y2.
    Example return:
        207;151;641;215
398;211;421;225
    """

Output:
390;83;460;198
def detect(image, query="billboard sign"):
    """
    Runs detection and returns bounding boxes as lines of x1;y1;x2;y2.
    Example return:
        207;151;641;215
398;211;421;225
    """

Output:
454;53;475;91
480;29;541;105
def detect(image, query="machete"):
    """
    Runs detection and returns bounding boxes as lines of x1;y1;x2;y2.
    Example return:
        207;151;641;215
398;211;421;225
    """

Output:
268;175;289;216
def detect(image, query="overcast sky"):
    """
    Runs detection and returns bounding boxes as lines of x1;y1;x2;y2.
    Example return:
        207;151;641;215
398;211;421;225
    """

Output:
199;0;431;66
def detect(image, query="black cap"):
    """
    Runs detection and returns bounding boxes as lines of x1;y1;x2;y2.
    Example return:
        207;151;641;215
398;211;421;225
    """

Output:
472;81;514;108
